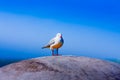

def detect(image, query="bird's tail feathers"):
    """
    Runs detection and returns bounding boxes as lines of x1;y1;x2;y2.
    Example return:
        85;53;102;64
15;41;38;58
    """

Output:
41;46;48;49
41;47;45;49
41;45;50;49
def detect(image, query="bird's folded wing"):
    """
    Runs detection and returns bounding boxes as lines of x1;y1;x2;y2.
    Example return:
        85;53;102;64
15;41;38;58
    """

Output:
48;38;55;45
42;38;55;49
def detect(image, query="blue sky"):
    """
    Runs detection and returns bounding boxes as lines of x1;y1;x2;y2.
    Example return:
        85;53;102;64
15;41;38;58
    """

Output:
0;0;120;59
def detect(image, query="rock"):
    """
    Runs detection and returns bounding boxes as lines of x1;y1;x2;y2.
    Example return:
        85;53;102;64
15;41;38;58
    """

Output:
0;56;120;80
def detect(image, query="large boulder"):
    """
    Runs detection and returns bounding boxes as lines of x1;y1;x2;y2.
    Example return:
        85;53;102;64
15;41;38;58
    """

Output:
0;56;120;80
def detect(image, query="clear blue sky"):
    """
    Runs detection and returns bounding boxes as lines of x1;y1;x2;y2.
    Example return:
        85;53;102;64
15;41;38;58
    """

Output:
0;0;120;59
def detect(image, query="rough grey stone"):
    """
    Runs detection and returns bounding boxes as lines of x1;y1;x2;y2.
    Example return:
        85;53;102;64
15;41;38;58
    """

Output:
0;56;120;80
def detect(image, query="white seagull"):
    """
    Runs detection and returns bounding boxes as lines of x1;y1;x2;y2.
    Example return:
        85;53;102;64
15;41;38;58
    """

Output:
42;33;64;56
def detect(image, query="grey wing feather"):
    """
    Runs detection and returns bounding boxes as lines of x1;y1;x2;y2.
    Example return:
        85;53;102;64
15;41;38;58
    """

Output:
42;38;55;49
48;38;55;45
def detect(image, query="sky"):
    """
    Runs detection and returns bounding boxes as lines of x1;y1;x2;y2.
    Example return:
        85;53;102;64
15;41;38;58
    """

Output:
0;0;120;59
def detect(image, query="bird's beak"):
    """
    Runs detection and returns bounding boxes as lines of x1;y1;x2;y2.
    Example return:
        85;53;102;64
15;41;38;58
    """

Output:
60;35;62;38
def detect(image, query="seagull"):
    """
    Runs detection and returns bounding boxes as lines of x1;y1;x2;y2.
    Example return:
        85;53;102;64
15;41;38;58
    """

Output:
42;33;64;56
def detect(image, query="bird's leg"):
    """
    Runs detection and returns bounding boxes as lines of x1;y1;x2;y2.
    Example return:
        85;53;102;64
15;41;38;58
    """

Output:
52;49;54;56
56;48;59;56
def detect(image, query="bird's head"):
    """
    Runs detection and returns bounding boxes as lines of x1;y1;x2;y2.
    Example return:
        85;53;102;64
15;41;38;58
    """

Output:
56;33;62;38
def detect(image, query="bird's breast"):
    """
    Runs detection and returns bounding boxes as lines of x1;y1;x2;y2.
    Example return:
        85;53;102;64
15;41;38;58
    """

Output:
52;42;63;49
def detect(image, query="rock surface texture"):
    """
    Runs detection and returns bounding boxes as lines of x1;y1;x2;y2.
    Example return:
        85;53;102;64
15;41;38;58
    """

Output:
0;56;120;80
